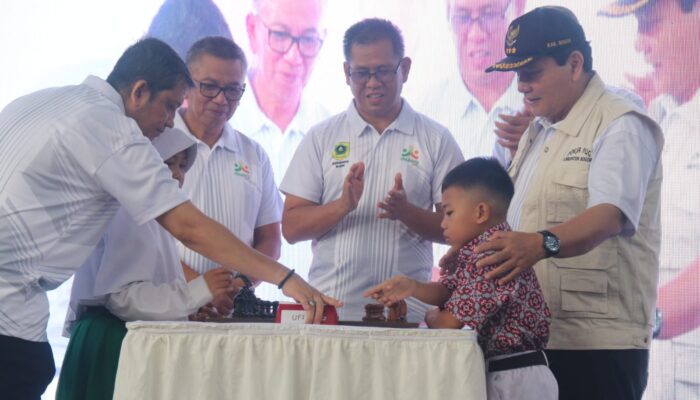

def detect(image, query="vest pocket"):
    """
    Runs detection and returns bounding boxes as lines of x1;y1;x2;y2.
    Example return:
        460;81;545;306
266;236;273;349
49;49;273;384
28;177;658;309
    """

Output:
546;168;589;223
549;243;619;318
560;270;609;314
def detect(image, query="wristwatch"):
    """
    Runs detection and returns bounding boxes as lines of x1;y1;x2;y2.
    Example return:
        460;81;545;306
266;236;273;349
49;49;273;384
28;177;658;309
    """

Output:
538;230;560;258
652;308;663;339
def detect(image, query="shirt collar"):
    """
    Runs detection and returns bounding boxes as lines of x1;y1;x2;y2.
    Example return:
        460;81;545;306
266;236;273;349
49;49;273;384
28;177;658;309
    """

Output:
174;110;239;153
83;75;125;113
232;82;322;136
346;98;417;137
672;86;700;121
460;221;511;256
443;74;521;119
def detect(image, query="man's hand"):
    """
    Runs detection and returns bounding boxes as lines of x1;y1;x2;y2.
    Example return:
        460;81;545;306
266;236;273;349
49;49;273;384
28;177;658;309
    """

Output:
362;276;417;306
494;109;533;158
474;231;546;284
424;308;464;329
438;246;460;276
280;272;344;324
340;162;365;213
377;173;409;220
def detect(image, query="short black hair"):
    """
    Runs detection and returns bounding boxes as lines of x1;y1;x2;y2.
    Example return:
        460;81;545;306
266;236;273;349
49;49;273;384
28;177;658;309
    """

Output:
146;0;233;62
343;18;405;62
107;38;194;97
186;36;248;71
442;158;514;215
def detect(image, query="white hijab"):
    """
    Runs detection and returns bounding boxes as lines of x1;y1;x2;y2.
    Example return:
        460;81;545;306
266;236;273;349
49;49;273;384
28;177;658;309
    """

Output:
64;128;197;334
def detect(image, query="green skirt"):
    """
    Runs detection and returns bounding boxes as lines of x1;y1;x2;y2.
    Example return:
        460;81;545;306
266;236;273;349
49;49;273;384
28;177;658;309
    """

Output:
56;307;127;400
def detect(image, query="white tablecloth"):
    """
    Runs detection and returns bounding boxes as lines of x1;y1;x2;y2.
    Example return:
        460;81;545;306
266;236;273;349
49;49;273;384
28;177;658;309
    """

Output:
113;321;486;400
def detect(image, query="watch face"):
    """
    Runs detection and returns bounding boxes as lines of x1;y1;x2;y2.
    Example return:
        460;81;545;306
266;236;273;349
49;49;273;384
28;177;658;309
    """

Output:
544;235;560;253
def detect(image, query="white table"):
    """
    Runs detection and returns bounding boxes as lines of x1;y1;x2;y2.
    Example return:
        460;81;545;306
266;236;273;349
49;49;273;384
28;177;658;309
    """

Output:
113;321;486;400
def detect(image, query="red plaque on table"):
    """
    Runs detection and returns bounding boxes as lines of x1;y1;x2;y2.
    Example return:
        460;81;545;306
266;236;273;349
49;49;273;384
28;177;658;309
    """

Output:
275;303;339;325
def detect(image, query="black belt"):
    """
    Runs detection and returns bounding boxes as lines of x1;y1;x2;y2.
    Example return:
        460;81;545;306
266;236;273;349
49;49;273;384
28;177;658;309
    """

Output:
488;350;548;373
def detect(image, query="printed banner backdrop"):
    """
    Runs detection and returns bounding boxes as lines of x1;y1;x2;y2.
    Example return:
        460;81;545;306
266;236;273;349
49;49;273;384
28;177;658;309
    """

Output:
1;1;697;399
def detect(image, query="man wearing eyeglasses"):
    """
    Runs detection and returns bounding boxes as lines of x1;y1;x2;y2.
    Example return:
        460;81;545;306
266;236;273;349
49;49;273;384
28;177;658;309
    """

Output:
174;36;283;313
280;19;464;322
232;0;329;301
419;0;527;164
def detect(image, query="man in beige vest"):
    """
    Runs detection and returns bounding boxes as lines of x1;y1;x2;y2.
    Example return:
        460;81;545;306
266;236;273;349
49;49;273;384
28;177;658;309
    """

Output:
600;1;700;398
479;7;664;399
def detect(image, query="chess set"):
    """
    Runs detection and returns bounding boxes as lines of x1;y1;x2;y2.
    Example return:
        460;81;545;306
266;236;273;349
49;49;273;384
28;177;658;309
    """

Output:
206;275;418;328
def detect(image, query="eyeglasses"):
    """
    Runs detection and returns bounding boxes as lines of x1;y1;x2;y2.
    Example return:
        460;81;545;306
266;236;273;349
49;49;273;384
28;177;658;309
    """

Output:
348;60;403;84
261;20;323;58
450;1;512;33
195;80;245;101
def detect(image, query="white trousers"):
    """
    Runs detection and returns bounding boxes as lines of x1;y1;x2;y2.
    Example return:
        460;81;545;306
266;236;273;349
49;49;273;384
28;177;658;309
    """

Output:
486;351;559;400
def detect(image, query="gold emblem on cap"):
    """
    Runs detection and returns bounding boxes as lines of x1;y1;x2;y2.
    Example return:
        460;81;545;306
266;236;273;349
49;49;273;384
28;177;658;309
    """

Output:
506;25;520;47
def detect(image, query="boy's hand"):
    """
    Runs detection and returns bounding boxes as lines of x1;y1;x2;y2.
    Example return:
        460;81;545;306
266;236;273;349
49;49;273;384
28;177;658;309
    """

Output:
363;276;416;306
425;308;464;329
203;267;236;298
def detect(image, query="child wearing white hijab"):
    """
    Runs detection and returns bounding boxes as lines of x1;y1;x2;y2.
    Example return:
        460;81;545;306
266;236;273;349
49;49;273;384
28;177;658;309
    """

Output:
56;127;235;400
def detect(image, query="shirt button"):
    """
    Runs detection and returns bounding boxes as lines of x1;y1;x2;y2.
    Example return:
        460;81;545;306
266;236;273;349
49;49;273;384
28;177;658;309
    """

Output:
544;146;549;153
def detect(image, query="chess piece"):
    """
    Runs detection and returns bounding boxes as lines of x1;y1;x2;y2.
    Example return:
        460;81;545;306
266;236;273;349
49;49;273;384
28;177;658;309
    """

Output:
362;303;386;322
387;300;407;322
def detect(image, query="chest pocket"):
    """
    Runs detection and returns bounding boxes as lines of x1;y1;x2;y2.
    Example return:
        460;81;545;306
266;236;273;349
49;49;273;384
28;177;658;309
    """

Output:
546;168;589;223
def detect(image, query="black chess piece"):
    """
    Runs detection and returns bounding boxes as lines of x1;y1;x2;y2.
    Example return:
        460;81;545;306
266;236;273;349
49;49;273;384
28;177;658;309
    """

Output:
232;275;279;319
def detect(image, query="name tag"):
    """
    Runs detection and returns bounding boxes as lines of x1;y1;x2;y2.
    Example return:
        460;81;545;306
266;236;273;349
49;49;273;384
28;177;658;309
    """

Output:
275;303;339;325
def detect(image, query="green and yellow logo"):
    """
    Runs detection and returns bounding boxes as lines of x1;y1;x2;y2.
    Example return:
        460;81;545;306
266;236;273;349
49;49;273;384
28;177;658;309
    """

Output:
401;145;420;165
234;161;251;178
332;142;350;160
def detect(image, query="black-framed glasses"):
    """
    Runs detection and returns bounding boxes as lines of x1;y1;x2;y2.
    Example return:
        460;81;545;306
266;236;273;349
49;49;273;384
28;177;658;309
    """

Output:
348;60;403;84
261;20;323;58
195;80;245;101
450;1;512;33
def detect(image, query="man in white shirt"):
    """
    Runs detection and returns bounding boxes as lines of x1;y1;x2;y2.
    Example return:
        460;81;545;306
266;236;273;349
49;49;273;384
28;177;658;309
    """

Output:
232;0;330;300
174;36;283;314
600;1;700;398
0;38;337;399
419;0;529;164
280;19;464;322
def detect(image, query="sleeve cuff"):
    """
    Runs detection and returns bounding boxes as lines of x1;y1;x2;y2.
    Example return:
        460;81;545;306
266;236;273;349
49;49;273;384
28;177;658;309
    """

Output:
187;276;213;310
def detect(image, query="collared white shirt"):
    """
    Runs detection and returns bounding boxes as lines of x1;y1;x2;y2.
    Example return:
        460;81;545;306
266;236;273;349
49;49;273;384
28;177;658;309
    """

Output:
65;211;211;337
66;127;207;336
652;89;700;279
508;101;660;236
0;76;188;341
174;111;282;275
230;88;329;300
418;74;522;165
280;100;464;322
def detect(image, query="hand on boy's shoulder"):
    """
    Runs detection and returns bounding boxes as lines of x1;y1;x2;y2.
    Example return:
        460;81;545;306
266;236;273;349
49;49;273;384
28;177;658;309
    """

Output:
474;231;545;285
